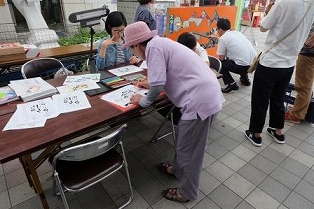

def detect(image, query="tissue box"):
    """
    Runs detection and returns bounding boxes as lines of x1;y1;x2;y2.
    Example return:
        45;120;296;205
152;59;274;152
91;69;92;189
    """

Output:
23;44;40;58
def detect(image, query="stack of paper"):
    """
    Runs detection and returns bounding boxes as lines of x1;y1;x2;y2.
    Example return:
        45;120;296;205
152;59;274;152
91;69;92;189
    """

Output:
0;86;20;105
9;77;58;102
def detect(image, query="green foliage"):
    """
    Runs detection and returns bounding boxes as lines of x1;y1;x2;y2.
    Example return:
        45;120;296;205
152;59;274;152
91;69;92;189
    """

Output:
58;28;108;46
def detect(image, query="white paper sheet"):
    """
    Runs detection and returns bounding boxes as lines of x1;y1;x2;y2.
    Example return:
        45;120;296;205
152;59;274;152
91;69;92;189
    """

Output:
108;65;143;77
139;61;147;69
101;85;148;108
3;97;61;131
63;74;100;86
57;82;100;94
52;91;91;113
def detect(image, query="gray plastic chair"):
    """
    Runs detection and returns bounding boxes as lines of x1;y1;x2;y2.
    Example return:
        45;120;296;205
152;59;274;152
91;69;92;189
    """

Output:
21;57;71;80
208;55;222;73
49;124;133;209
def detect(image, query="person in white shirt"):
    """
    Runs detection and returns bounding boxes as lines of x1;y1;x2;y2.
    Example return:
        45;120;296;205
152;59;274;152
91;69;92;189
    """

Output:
245;0;314;147
177;32;209;66
216;18;257;93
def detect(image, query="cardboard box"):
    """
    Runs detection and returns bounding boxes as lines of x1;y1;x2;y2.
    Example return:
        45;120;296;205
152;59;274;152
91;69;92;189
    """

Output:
0;42;24;56
23;44;40;58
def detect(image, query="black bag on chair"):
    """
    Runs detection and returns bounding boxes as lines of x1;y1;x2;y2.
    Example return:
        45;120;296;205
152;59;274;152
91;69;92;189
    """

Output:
305;98;314;123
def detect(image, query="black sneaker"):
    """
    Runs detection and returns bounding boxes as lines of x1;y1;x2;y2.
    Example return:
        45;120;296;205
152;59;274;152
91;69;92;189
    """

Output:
245;130;262;147
221;83;239;93
267;127;285;144
240;77;251;86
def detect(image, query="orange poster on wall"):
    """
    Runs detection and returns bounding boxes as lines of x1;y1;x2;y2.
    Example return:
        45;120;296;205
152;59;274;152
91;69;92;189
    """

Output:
165;6;237;56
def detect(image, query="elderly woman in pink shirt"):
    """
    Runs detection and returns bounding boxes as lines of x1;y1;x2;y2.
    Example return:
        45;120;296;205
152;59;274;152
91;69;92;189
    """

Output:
123;21;225;202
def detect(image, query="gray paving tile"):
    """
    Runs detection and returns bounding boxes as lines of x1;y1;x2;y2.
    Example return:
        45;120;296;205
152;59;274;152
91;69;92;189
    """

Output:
235;200;255;209
231;144;257;162
294;180;314;203
259;146;287;165
283;191;314;209
270;167;301;190
191;197;220;209
284;134;303;148
4;168;27;189
216;135;240;151
303;168;314;186
0;165;3;176
77;184;113;209
123;135;145;152
207;127;224;141
285;126;311;141
2;159;22;174
205;160;234;183
201;152;216;169
136;180;164;205
226;129;247;144
224;173;255;199
289;149;314;168
0;191;11;209
280;157;310;178
237;164;267;186
220;152;247;171
208;184;242;209
258;176;291;202
0;175;6;194
199;170;220;195
205;141;229;159
249;154;277;175
297;142;314;157
212;121;234;135
245;188;280;209
8;181;37;207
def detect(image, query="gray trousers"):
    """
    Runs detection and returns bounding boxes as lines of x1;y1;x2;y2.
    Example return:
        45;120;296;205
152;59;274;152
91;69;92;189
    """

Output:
172;113;217;200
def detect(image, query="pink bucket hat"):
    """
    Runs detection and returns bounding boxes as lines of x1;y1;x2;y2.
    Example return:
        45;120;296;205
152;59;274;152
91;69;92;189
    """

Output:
122;21;158;49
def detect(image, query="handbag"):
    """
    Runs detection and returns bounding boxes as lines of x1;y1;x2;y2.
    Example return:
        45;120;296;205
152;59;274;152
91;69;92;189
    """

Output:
247;52;262;73
247;0;313;73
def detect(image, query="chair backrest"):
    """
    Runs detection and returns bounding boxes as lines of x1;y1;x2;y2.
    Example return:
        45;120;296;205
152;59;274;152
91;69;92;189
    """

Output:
21;58;68;80
51;124;127;167
208;56;222;73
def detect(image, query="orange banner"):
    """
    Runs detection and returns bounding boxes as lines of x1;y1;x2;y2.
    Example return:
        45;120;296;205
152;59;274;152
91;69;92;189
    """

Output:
165;6;237;56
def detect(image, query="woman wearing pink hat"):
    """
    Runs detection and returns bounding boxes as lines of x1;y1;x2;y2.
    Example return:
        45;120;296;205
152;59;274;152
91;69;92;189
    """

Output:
124;21;225;202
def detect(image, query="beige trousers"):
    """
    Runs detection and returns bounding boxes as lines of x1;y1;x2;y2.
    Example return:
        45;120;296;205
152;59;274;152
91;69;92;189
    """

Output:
291;54;314;119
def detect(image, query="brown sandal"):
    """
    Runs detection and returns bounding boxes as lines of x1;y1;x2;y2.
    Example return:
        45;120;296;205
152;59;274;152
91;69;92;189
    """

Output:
157;162;174;176
162;188;189;202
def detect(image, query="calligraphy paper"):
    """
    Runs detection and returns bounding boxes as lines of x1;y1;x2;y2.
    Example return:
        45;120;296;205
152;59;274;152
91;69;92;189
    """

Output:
63;74;100;86
52;91;91;113
108;65;143;76
101;85;148;110
57;82;100;94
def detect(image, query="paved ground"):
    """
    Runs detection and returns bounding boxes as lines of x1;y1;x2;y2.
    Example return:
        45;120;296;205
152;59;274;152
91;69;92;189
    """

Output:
1;27;314;209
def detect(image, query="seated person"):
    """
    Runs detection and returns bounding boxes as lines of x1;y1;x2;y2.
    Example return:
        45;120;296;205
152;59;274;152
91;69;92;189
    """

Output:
95;11;140;70
216;18;257;93
177;32;210;66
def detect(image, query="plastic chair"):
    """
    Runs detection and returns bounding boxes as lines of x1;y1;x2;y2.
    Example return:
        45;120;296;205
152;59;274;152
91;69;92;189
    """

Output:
49;124;133;209
208;55;222;73
208;55;222;79
21;57;72;80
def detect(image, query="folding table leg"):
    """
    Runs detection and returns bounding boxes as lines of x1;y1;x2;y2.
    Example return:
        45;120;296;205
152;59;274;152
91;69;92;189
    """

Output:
21;155;49;209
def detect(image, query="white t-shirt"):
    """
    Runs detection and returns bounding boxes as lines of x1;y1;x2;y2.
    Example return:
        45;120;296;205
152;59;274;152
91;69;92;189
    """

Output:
260;0;314;68
195;42;209;63
216;30;257;66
